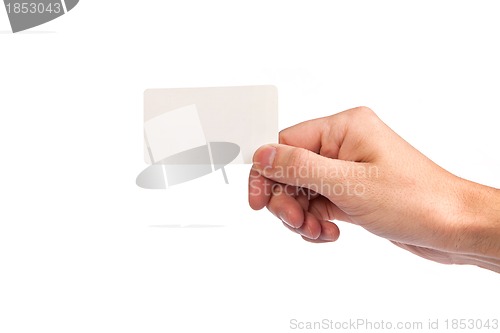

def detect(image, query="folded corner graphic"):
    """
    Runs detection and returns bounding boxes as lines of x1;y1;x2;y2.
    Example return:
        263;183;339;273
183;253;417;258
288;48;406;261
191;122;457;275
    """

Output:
4;0;79;33
136;104;241;189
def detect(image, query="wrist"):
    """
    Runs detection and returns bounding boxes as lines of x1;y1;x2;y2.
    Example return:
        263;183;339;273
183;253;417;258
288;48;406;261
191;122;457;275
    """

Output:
454;179;500;259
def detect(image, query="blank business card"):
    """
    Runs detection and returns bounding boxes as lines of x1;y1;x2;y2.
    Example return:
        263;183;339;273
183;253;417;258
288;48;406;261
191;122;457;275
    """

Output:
143;85;278;164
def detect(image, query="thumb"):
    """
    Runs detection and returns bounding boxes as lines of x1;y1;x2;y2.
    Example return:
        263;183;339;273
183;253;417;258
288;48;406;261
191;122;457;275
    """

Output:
252;144;365;200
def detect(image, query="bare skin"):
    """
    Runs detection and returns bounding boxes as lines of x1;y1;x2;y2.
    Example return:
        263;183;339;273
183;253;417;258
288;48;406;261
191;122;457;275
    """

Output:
249;107;500;273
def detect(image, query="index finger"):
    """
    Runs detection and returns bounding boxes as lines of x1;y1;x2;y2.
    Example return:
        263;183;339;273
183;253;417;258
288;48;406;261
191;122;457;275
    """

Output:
278;110;350;158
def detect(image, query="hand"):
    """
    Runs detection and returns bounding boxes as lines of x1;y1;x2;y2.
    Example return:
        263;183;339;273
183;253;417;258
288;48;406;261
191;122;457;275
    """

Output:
248;107;500;273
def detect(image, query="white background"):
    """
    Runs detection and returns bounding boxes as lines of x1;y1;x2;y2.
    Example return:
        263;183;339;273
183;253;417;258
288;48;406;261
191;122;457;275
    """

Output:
1;1;499;332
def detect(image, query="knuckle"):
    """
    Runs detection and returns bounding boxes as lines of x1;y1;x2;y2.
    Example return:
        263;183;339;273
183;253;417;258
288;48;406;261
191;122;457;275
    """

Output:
346;106;381;129
353;106;375;118
357;105;373;113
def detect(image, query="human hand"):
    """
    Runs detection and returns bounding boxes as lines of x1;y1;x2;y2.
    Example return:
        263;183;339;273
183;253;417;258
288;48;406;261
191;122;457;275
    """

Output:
249;107;500;273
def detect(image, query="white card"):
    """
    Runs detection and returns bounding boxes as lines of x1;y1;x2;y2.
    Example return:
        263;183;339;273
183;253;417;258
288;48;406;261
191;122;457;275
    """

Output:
143;85;278;164
144;104;206;163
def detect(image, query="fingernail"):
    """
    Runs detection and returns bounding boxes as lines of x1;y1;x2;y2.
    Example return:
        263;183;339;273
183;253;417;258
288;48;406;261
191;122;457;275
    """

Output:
258;145;276;169
279;212;292;228
295;226;306;237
